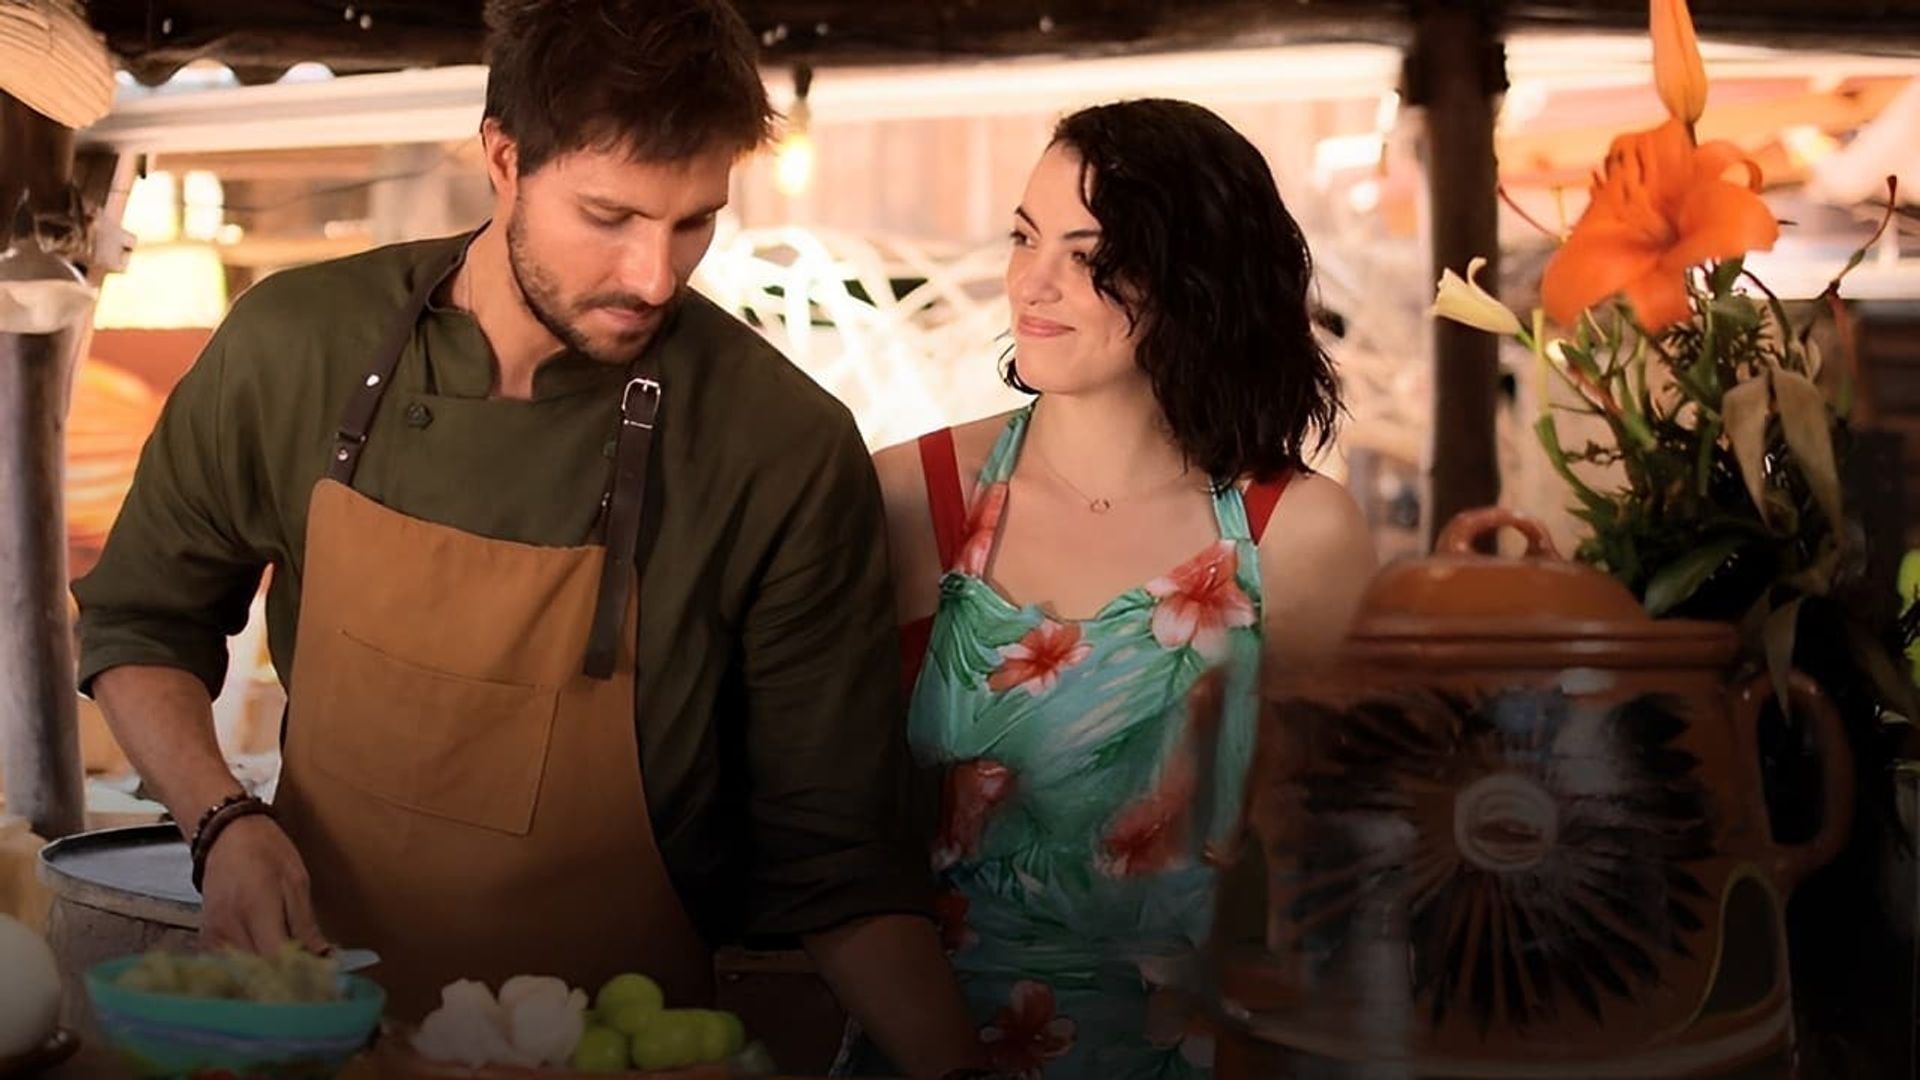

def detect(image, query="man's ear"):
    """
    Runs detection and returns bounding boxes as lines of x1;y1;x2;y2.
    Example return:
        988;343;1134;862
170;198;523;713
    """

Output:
481;118;520;194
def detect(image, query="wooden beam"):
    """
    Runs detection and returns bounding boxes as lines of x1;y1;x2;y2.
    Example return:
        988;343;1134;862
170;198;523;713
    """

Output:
1409;5;1506;548
81;0;1920;82
0;92;87;841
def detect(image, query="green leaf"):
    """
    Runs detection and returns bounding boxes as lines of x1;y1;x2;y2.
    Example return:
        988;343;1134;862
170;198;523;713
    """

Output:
1563;340;1602;382
1534;414;1609;513
1708;295;1763;333
1772;368;1844;530
1709;258;1745;298
1763;597;1805;718
1783;537;1842;598
1720;373;1772;522
927;580;1038;688
1644;536;1745;616
1694;414;1723;498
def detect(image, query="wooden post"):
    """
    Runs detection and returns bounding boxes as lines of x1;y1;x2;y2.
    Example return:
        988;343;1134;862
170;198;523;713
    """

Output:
0;88;87;840
1406;4;1506;548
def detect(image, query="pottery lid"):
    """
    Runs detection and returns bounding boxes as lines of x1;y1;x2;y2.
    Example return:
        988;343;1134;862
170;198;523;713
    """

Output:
1352;507;1733;649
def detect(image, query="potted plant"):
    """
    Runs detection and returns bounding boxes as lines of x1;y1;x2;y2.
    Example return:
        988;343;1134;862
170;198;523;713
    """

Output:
1431;0;1916;1068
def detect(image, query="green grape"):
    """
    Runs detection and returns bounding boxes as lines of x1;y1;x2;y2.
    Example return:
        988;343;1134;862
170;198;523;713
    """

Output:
628;1010;705;1070
571;1026;629;1073
684;1010;745;1060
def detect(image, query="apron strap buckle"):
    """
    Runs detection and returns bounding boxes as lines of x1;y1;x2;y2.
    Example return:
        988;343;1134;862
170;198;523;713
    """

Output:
622;377;662;429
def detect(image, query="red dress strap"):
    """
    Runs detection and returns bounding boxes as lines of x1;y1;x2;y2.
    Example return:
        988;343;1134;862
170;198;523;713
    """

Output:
903;428;970;694
918;428;969;571
1244;471;1296;545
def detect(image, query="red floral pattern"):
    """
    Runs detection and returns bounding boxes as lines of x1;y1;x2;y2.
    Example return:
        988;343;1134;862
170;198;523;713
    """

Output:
981;981;1076;1077
933;890;978;954
1097;748;1198;877
1144;540;1255;658
933;758;1016;870
955;483;1009;576
987;619;1093;696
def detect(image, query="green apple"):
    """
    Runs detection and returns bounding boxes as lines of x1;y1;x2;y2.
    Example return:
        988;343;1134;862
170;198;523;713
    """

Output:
570;1025;629;1074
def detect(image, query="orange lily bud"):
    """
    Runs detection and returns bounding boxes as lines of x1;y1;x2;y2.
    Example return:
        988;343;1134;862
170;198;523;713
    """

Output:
1651;0;1708;124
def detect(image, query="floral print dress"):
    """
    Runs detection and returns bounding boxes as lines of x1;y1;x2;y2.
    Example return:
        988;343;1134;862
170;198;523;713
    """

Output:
908;408;1269;1080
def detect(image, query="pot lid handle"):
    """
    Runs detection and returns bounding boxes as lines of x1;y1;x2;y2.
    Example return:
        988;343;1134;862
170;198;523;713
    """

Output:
1436;507;1561;558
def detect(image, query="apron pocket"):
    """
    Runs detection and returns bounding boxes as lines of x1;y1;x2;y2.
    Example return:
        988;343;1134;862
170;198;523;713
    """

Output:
310;628;559;836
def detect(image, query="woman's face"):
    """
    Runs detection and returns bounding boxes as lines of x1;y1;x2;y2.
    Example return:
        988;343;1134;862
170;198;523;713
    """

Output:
1004;144;1142;396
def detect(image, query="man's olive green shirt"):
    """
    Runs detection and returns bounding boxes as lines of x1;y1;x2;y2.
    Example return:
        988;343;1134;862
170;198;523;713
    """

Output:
74;235;930;942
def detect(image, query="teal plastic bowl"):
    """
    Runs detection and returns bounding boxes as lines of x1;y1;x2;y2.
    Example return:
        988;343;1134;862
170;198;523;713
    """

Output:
84;955;384;1079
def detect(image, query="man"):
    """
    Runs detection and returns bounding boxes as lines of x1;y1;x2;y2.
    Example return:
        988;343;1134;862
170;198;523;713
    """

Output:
74;1;988;1075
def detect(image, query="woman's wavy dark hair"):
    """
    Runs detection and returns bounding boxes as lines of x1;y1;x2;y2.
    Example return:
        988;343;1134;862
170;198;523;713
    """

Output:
1006;98;1342;482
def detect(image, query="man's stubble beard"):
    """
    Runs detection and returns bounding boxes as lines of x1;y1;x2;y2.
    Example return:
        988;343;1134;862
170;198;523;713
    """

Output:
505;207;671;366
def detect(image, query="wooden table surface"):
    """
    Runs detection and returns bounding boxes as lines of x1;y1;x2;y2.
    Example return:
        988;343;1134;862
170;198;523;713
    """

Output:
31;1032;832;1080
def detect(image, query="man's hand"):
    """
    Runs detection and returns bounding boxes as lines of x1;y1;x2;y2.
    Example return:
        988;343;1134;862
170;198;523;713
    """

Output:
92;665;330;955
196;814;329;955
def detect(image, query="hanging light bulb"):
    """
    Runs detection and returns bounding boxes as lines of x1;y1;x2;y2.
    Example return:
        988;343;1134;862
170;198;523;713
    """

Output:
774;65;816;198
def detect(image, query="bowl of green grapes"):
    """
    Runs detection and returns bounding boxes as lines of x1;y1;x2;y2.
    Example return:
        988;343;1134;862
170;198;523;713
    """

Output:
83;945;384;1078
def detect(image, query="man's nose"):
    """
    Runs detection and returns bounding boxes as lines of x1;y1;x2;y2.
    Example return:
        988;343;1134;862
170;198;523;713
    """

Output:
616;232;675;306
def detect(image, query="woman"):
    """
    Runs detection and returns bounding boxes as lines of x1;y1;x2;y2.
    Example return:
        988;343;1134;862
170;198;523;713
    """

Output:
872;99;1378;1078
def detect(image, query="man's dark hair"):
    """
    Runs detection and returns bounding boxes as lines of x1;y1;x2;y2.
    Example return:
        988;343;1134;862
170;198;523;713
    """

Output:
483;0;775;174
1007;98;1343;483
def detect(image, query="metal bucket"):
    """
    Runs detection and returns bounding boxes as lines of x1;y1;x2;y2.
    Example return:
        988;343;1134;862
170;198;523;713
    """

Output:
36;824;198;1030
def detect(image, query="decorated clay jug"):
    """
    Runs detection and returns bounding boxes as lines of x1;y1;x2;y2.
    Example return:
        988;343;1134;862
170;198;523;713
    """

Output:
1208;508;1854;1078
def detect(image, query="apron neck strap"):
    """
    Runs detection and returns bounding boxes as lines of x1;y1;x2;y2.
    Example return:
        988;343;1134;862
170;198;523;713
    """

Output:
323;234;662;682
582;351;662;680
327;243;465;485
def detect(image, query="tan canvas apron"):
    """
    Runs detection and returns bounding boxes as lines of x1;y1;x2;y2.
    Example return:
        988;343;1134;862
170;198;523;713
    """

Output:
271;249;711;1021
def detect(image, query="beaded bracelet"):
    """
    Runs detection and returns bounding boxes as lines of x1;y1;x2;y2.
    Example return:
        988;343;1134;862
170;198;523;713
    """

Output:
188;792;274;892
186;790;252;848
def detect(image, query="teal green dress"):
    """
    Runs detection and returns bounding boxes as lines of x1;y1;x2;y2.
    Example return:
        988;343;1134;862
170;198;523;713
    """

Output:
908;408;1268;1079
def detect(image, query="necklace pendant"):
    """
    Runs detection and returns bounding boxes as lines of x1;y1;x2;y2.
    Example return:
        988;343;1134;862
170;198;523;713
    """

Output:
1089;498;1112;514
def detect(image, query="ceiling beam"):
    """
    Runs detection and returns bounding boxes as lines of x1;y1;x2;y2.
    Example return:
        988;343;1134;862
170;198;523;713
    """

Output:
82;0;1920;86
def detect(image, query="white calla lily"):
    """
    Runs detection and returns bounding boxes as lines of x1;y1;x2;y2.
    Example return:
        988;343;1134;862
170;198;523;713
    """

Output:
1431;257;1524;337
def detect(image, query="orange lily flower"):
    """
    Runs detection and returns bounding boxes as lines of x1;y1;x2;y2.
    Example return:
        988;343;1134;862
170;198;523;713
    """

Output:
1540;118;1779;332
1652;0;1708;125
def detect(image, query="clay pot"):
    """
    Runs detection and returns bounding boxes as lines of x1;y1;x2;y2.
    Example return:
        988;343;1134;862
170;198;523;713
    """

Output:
1208;508;1854;1078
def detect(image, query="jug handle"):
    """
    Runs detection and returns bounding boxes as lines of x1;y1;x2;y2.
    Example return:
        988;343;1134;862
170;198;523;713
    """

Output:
1435;507;1562;558
1734;671;1855;890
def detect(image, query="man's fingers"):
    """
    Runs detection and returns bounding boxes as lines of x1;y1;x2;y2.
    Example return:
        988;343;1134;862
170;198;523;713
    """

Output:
282;871;330;954
238;884;291;955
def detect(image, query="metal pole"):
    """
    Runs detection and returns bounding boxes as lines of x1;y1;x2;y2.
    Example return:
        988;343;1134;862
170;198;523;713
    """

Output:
1407;4;1507;548
0;89;86;840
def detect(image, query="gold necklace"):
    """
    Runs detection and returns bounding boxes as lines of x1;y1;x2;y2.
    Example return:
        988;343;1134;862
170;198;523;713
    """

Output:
1026;441;1197;514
